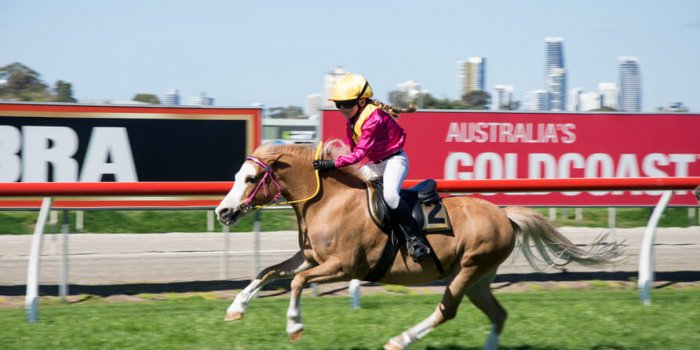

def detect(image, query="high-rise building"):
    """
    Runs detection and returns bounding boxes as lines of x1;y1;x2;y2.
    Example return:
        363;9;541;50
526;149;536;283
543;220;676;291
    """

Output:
189;92;214;106
545;37;567;111
390;80;428;108
397;80;428;99
491;85;514;110
457;57;486;98
323;66;347;108
597;82;618;110
618;57;641;112
304;93;322;118
580;92;602;111
164;89;180;105
547;68;566;111
523;90;549;111
568;87;584;111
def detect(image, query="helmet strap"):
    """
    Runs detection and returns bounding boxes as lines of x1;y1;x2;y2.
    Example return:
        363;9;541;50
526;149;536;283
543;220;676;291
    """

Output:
356;80;369;100
350;80;370;119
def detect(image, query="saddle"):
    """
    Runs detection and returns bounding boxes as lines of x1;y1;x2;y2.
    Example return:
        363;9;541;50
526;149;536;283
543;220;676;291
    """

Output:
363;178;452;281
365;178;451;233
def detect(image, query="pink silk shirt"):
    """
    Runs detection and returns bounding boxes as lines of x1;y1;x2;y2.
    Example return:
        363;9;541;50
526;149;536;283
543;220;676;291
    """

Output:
334;107;406;168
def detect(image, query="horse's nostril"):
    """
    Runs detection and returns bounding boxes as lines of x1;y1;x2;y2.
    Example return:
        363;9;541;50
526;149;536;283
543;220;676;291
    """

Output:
219;207;231;218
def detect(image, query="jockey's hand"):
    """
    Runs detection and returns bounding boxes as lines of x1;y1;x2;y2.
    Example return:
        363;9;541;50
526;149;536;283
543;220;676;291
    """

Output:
313;159;336;171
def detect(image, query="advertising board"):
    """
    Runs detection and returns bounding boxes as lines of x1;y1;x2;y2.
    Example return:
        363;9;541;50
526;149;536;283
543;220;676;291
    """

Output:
0;103;260;208
0;103;260;182
322;110;700;206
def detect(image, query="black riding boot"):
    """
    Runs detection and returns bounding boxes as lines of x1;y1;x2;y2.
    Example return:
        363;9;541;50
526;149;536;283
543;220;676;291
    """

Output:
389;200;431;263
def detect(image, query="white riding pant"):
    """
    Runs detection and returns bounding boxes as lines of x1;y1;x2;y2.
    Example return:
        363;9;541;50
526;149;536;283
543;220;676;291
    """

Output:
359;151;408;210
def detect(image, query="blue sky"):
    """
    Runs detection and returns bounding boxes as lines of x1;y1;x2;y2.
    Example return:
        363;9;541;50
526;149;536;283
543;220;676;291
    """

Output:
1;0;698;111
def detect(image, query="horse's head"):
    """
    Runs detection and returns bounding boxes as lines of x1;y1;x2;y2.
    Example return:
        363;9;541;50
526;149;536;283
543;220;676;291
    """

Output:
215;141;358;226
215;145;285;226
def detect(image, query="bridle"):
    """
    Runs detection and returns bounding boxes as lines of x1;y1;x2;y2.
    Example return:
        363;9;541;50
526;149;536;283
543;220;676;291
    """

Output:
239;142;323;213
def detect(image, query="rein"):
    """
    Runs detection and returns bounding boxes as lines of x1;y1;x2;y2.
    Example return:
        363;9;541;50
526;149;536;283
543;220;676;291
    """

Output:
241;141;323;212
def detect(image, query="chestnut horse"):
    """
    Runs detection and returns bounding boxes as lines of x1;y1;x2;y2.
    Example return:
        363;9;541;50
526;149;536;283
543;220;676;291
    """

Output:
215;143;623;350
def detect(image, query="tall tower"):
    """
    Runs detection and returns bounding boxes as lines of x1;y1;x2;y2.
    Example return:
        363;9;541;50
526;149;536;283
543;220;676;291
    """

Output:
491;85;514;110
597;82;618;110
189;92;214;106
568;87;583;111
457;57;486;98
164;89;180;105
618;57;641;112
545;37;567;111
523;90;549;111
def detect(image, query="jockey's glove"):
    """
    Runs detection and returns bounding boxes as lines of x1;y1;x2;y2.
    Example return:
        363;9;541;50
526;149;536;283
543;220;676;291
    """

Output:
313;159;336;171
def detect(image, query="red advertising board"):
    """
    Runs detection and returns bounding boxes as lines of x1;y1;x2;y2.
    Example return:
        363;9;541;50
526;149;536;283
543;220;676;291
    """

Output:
322;110;700;206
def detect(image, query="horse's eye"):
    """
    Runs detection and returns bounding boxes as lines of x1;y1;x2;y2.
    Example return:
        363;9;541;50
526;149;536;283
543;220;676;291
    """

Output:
245;176;256;184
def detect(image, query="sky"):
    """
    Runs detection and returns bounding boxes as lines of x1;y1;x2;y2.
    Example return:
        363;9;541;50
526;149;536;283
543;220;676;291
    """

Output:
1;0;699;111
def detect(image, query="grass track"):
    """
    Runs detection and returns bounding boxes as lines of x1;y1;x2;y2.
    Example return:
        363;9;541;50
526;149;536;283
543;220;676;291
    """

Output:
1;289;699;349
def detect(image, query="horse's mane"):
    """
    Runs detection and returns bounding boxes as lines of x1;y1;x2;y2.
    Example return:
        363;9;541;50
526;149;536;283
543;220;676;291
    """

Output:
256;141;362;180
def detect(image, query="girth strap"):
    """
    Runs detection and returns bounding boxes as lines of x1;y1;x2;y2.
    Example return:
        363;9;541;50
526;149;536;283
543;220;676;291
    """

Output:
364;232;399;282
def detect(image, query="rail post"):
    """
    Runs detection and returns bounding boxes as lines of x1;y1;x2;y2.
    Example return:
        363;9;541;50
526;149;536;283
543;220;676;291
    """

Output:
25;197;52;322
252;211;261;278
59;210;70;301
638;190;674;305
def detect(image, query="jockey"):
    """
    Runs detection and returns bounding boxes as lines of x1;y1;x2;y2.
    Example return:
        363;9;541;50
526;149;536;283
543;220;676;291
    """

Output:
313;73;431;263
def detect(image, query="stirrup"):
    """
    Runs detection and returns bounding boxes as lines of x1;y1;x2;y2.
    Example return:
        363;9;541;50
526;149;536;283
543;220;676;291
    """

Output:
407;237;431;263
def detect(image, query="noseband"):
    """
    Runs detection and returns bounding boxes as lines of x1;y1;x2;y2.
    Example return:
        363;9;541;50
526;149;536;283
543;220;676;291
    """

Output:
241;156;283;212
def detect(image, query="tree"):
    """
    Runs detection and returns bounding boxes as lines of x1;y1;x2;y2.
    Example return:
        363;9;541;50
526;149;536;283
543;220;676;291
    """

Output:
461;90;491;110
591;106;617;112
267;106;304;119
388;90;412;108
0;62;50;101
500;101;521;110
133;93;161;104
53;80;77;102
421;93;465;110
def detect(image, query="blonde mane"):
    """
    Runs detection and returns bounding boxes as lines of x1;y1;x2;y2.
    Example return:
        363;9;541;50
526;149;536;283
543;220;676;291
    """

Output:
254;141;362;180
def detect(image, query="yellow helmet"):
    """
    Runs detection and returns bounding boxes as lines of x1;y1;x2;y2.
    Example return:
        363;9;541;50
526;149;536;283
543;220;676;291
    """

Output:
330;73;374;101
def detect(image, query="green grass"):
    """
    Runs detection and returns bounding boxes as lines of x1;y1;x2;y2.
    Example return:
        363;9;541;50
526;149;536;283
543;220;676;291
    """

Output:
1;289;699;349
0;207;696;235
0;209;298;234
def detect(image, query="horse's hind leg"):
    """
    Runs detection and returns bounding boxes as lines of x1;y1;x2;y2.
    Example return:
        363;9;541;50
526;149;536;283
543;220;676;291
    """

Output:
384;266;491;350
225;250;312;321
466;270;506;350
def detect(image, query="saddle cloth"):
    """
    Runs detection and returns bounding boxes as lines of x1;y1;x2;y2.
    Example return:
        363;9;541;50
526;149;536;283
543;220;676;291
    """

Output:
362;178;451;281
365;178;452;233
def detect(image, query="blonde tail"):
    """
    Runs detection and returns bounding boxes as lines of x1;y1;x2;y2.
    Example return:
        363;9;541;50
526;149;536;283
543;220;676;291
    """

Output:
504;206;624;271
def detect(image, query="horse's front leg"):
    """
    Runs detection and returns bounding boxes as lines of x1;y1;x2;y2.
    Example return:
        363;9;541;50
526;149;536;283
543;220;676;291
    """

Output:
226;250;312;321
287;257;348;342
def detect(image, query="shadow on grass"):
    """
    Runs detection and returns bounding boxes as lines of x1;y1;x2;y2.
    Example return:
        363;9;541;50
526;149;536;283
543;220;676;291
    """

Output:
1;271;698;297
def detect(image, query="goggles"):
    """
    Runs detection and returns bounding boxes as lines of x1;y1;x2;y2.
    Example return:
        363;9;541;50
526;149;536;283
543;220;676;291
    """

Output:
335;100;358;109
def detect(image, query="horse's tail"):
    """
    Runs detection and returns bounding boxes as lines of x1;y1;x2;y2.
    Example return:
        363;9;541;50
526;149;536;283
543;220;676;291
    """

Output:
504;206;624;271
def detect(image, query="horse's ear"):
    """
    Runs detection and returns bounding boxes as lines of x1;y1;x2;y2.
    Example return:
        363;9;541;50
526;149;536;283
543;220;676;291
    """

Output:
270;153;284;163
269;154;291;170
271;159;291;171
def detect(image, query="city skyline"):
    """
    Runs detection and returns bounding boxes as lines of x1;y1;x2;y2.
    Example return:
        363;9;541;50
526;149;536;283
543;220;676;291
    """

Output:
1;1;698;112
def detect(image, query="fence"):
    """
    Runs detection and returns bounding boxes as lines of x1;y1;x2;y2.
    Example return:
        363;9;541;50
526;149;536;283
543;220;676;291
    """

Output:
2;177;698;321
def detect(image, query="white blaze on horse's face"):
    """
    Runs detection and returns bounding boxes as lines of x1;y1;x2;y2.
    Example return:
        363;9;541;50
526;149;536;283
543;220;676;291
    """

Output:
215;161;258;226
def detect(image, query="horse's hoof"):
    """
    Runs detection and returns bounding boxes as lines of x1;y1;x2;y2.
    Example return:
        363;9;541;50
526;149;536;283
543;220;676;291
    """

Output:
224;311;244;321
383;339;403;350
288;329;304;343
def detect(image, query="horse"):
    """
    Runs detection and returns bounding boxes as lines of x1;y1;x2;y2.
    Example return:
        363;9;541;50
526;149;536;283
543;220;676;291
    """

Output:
215;142;623;350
